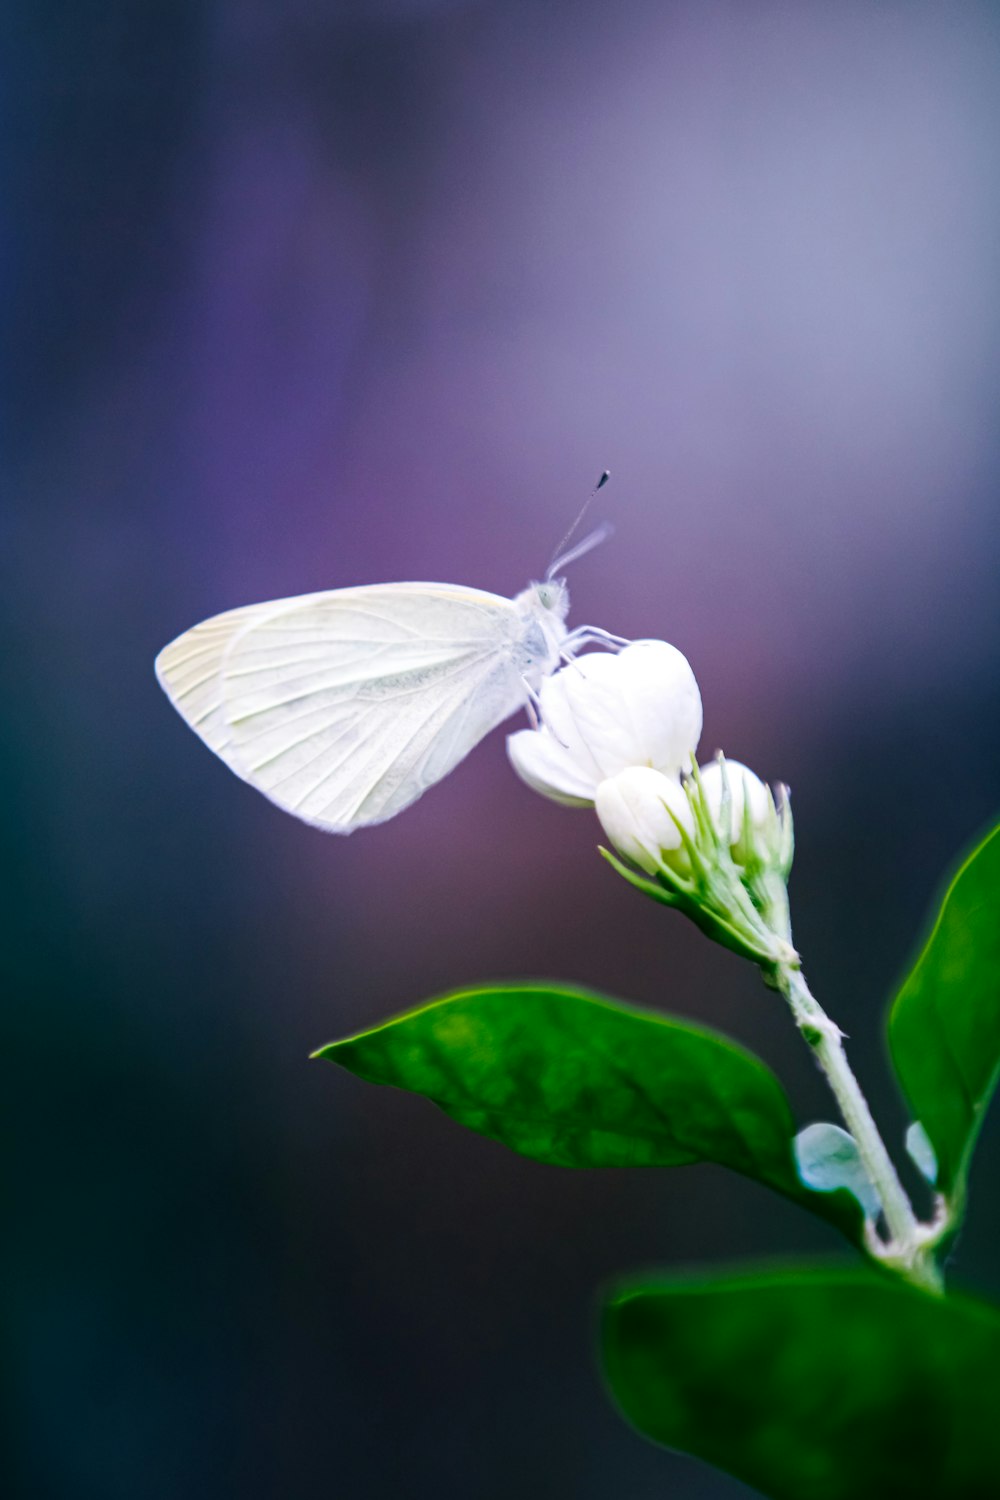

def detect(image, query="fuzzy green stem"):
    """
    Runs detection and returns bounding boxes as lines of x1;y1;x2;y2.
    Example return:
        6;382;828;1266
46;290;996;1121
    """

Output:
775;961;942;1294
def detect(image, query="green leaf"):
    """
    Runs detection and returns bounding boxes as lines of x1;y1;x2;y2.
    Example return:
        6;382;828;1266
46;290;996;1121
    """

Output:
603;1264;1000;1500
315;985;862;1242
887;821;1000;1204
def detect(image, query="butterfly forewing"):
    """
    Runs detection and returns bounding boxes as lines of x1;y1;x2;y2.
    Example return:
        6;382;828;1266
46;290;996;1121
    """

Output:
154;599;285;779
217;585;528;830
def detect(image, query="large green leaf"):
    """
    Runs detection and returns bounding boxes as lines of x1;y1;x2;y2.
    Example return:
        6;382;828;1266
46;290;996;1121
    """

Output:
887;821;1000;1204
603;1264;1000;1500
315;985;861;1242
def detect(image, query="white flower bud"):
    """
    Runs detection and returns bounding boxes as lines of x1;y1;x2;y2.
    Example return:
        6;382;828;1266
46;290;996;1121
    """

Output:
595;767;695;874
507;640;702;806
698;758;772;865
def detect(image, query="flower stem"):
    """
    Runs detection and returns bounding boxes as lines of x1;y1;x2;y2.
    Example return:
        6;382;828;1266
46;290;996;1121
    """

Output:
774;960;943;1294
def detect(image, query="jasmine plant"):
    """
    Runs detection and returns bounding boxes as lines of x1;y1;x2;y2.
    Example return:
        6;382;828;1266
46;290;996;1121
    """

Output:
314;636;1000;1498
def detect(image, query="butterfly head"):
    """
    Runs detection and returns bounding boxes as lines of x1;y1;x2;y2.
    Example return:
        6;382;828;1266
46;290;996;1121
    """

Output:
530;577;570;618
510;578;571;685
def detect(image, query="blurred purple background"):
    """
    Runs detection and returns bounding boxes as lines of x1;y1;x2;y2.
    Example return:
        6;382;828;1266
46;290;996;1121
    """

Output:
5;3;1000;1497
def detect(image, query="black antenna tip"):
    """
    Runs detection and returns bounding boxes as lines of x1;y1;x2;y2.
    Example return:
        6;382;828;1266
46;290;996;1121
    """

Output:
596;470;610;490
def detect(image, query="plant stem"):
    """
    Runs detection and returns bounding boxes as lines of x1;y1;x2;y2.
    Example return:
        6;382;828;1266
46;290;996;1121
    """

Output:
774;960;943;1294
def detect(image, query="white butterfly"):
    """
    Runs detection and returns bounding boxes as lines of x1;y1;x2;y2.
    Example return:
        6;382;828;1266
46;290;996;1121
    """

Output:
155;530;620;834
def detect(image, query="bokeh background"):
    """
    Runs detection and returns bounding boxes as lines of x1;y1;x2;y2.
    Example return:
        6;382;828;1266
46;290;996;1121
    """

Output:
5;2;1000;1496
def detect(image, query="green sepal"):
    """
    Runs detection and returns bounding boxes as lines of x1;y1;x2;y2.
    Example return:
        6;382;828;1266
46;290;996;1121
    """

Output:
598;846;789;968
597;846;685;908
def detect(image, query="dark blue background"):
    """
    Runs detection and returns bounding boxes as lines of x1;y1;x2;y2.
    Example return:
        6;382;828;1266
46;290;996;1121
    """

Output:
5;3;1000;1496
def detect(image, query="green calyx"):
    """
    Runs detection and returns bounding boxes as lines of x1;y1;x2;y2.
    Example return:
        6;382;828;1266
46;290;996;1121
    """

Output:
599;754;797;973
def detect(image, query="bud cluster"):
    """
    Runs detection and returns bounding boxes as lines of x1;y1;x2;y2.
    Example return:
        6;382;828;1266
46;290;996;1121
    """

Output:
507;640;797;970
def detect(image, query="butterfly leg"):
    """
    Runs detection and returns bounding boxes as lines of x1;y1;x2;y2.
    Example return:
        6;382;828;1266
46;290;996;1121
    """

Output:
519;677;544;729
518;675;578;749
562;625;632;659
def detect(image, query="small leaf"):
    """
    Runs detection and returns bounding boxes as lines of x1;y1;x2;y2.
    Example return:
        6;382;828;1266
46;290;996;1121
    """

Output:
315;985;863;1243
603;1264;1000;1500
793;1122;881;1221
905;1121;938;1186
887;821;1000;1205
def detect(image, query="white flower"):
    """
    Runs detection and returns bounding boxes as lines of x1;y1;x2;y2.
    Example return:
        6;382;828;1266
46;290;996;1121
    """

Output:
594;767;695;874
507;640;702;806
698;758;772;866
506;642;796;966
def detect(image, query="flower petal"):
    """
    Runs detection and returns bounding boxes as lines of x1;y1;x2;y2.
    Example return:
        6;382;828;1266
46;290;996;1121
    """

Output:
538;641;703;783
506;726;598;806
536;653;629;781
611;641;703;775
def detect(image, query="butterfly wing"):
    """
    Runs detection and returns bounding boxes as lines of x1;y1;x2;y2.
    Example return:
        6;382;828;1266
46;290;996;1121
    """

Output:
159;584;530;831
155;597;290;781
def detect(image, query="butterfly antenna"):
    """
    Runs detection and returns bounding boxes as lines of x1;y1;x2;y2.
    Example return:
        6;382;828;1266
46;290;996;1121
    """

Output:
546;470;611;580
547;521;614;578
